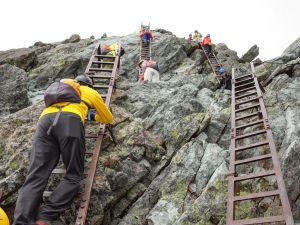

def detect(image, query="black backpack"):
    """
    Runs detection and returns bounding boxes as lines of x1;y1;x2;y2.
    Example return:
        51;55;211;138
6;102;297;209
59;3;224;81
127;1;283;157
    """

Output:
149;61;159;72
44;81;81;107
44;80;81;135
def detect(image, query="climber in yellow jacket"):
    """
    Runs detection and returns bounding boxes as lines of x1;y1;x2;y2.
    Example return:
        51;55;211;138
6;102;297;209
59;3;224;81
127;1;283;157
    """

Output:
13;75;113;225
0;207;9;225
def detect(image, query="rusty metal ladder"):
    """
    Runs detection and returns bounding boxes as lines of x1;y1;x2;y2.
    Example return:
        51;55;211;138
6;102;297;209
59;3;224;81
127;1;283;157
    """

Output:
137;24;152;80
43;43;121;225
75;43;121;225
226;63;294;225
201;45;222;81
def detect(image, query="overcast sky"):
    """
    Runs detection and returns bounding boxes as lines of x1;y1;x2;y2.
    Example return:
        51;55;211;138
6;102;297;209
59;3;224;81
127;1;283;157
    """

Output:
1;0;299;60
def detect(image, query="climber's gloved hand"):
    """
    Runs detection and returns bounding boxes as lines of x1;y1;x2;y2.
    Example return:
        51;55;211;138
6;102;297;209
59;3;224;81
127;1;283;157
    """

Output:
88;110;96;121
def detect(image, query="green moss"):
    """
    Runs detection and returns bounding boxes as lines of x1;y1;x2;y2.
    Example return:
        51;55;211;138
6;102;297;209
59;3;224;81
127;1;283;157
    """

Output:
170;127;180;138
125;138;134;145
0;146;4;159
161;180;188;205
187;178;228;224
235;201;252;220
174;181;187;202
9;161;18;169
184;113;207;123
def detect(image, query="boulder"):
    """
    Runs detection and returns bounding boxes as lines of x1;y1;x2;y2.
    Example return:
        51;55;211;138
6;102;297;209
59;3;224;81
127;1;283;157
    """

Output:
282;37;300;60
0;48;36;71
240;44;259;62
62;34;81;43
0;64;30;116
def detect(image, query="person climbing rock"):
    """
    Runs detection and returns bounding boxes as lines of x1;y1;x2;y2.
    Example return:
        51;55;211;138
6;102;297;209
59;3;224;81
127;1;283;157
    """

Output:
202;34;212;55
217;67;232;90
140;28;153;45
13;75;113;225
192;30;202;48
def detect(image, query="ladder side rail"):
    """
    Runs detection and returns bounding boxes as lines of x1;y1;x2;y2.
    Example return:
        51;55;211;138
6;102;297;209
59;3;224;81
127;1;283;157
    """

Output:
75;128;105;225
84;44;100;74
227;67;237;224
75;45;121;225
251;66;294;224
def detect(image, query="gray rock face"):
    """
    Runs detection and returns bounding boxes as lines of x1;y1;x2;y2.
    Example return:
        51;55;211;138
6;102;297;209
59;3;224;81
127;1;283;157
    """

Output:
282;37;300;61
0;31;299;224
256;37;300;83
240;44;259;62
27;38;96;90
215;43;249;75
0;64;30;116
0;48;37;71
62;34;81;43
264;74;300;220
119;30;191;82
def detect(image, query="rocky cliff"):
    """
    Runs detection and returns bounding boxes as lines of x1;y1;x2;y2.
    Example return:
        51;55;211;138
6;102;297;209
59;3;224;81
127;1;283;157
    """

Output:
0;31;299;224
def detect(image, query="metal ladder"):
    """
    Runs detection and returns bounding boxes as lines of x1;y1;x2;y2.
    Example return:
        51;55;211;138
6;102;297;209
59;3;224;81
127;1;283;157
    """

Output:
201;45;222;78
226;63;294;225
138;24;152;80
43;43;121;225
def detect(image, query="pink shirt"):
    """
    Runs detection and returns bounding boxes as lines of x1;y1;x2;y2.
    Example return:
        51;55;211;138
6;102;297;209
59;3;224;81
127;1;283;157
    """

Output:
141;60;150;74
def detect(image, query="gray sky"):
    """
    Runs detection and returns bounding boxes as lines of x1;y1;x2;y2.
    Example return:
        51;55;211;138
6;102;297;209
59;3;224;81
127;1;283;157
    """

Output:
1;0;299;60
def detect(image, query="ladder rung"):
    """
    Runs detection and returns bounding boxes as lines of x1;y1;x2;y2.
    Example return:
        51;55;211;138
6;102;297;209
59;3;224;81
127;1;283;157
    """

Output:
235;153;272;166
235;82;255;90
235;141;269;152
235;91;257;100
89;68;113;72
235;103;260;113
235;111;261;121
233;170;275;182
235;74;253;81
85;134;98;138
91;61;114;65
43;191;52;197
93;85;110;89
94;55;115;58
236;119;264;130
88;74;112;79
235;78;254;86
233;190;280;202
52;168;66;174
52;168;89;175
232;215;285;225
235;86;256;94
235;129;267;140
236;97;260;106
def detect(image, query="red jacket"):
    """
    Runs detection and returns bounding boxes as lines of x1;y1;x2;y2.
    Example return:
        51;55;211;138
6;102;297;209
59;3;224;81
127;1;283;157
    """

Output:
140;31;153;39
202;36;211;45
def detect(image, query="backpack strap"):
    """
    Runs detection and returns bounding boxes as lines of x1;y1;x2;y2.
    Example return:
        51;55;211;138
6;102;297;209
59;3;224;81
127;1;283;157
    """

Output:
46;101;91;135
46;103;71;135
47;106;63;135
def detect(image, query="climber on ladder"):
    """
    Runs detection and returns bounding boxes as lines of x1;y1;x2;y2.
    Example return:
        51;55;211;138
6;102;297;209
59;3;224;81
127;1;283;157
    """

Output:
0;208;9;225
12;75;113;225
201;34;212;55
139;27;153;46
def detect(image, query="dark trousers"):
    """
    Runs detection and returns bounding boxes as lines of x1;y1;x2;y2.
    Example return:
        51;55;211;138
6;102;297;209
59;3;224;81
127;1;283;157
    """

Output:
203;44;212;54
13;113;85;225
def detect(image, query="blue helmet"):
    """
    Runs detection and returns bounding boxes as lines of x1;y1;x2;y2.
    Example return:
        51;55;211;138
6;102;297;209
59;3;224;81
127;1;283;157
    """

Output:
219;67;225;73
